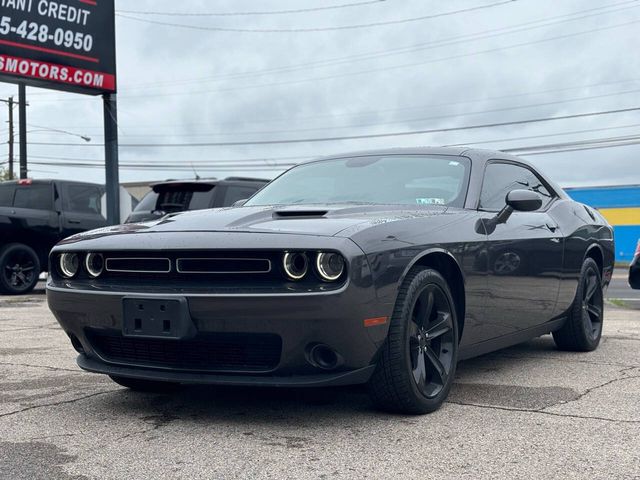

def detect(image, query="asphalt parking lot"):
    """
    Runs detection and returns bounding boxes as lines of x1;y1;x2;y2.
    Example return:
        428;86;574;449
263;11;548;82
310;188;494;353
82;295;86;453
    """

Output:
0;283;638;479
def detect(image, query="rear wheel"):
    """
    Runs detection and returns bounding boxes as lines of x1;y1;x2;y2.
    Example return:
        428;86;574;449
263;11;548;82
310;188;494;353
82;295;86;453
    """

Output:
0;243;40;295
368;268;459;414
109;375;181;393
553;258;603;352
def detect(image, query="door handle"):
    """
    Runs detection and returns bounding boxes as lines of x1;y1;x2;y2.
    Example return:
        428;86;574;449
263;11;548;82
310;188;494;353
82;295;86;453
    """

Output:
546;223;558;232
68;220;81;225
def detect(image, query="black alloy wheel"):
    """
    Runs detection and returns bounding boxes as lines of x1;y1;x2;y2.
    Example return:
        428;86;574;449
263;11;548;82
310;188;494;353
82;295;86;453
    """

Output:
0;243;40;295
369;267;459;414
553;257;604;352
408;283;456;399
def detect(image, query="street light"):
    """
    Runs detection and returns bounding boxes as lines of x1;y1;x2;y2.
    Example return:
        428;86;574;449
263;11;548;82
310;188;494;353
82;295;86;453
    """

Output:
26;125;92;142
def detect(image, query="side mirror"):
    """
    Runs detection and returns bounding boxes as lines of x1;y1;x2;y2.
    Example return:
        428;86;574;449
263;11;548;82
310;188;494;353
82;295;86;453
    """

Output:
478;189;542;234
505;189;542;212
232;199;248;207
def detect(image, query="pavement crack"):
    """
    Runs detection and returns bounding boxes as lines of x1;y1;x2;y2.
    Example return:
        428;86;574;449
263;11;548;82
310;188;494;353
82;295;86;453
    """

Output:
446;400;640;424
0;361;81;373
0;389;116;419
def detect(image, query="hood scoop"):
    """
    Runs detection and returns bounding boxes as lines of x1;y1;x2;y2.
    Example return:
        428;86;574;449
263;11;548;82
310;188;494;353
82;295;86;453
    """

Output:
273;209;328;219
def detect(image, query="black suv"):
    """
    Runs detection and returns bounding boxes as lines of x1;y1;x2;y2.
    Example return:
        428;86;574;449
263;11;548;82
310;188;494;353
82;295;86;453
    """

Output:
125;177;268;223
0;179;111;294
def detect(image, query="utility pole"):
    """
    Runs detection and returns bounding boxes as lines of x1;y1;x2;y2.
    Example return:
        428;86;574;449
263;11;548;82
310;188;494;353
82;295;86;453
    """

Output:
18;84;27;180
8;96;14;180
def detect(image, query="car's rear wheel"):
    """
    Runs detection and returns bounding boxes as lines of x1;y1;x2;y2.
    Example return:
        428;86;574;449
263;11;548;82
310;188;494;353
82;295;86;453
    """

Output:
0;243;40;295
553;257;603;352
109;375;181;392
368;267;459;414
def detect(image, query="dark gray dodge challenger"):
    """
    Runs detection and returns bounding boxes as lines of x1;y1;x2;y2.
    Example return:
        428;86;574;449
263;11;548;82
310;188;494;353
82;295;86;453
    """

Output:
47;147;615;414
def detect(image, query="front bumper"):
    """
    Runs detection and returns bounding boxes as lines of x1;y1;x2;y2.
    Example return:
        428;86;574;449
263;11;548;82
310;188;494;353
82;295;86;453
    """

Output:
47;280;391;386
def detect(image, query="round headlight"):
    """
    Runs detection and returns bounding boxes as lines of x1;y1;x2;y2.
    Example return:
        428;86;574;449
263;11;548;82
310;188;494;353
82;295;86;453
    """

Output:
85;253;104;278
59;253;79;278
316;252;345;281
283;252;308;280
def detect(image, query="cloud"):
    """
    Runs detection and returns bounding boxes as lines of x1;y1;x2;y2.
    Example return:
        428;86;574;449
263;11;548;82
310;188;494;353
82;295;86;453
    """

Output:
1;0;639;187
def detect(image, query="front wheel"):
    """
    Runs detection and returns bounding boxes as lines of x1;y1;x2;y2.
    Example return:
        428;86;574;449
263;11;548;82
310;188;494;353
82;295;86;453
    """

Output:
368;268;459;414
0;243;40;295
109;375;181;393
553;257;604;352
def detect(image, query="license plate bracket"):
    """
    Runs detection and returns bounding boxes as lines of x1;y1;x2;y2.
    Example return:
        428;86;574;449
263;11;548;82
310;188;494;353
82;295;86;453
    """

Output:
122;297;195;339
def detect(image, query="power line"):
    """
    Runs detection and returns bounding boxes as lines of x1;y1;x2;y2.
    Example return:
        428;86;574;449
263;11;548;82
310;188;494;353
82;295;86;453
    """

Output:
517;139;640;156
116;0;640;90
38;77;640;132
115;1;517;34
117;1;386;17
25;135;640;171
38;17;640;103
25;106;640;148
444;122;640;147
48;85;640;140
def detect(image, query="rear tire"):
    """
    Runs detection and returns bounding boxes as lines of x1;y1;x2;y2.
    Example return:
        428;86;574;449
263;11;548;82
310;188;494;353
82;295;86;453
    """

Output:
0;243;40;295
553;258;603;352
109;375;181;393
368;268;459;414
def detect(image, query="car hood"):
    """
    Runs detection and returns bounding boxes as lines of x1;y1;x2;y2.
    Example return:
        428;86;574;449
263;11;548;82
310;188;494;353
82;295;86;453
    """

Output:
67;204;455;241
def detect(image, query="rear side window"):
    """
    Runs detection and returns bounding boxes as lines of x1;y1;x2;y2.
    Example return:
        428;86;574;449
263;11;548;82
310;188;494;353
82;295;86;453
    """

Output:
64;184;103;214
13;184;53;210
156;187;214;213
480;162;554;211
222;185;260;206
0;185;15;206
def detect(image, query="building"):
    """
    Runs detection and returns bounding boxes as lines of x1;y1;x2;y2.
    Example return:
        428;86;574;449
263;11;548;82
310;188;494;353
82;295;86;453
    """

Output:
565;185;640;263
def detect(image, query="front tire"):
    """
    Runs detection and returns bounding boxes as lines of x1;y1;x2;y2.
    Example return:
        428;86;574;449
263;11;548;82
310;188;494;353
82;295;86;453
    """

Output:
553;258;603;352
0;243;40;295
368;268;459;414
109;375;181;393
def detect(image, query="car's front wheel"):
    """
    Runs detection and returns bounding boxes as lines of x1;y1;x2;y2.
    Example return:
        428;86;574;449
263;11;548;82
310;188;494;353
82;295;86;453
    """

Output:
553;257;604;351
109;375;181;393
368;267;459;414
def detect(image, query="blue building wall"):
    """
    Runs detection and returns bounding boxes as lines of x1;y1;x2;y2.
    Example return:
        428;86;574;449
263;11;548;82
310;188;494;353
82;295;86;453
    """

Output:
564;185;640;263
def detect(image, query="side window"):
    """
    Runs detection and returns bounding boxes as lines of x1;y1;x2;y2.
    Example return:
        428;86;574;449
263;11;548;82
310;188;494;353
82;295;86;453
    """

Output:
0;185;15;207
480;162;554;211
13;184;53;210
64;184;102;214
222;186;259;206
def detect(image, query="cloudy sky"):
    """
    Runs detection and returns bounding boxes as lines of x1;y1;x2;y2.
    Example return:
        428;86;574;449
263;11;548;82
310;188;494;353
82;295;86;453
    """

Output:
1;0;639;188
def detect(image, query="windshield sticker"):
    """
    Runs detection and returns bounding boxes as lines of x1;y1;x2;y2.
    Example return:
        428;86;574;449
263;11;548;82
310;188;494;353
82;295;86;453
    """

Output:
416;198;445;205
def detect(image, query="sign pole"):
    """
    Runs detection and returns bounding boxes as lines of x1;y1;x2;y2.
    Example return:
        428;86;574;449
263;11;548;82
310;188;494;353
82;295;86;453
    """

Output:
103;93;120;225
7;97;14;180
18;83;27;180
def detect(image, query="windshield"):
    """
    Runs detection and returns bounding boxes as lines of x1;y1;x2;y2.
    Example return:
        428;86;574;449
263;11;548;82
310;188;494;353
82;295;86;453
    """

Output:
245;155;471;208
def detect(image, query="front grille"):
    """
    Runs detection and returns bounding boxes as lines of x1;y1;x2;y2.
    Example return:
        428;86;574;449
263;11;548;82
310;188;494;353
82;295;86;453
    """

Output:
86;330;282;372
176;257;271;274
105;257;171;273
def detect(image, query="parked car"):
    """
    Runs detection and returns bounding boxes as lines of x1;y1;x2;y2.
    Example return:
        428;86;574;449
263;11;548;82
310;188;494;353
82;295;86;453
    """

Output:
125;177;268;223
47;147;614;414
0;179;135;295
629;240;640;289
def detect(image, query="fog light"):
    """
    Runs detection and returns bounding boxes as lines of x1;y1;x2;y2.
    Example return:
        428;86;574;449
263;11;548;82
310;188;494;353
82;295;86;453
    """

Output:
316;252;345;281
59;253;79;278
85;253;104;278
283;252;308;280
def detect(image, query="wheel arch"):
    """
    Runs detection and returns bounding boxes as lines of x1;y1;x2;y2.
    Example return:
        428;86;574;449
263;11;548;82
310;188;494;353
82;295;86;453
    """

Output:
400;249;466;341
584;244;604;279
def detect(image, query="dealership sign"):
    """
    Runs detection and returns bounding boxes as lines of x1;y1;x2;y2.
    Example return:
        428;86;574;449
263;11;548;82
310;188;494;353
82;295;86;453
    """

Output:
0;0;115;94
